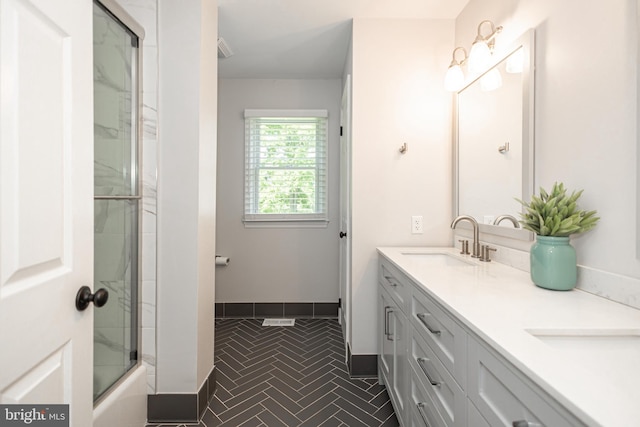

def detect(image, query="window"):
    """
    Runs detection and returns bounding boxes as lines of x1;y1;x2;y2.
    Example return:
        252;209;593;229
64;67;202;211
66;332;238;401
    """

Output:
244;109;328;225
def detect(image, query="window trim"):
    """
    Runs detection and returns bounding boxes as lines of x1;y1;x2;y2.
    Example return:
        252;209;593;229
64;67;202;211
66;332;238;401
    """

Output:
243;109;329;227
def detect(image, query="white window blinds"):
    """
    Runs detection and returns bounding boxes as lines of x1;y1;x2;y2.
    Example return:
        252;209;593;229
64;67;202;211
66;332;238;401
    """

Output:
244;109;328;223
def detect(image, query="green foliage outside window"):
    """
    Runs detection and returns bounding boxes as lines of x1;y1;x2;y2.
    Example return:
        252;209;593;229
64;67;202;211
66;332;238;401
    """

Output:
254;121;322;214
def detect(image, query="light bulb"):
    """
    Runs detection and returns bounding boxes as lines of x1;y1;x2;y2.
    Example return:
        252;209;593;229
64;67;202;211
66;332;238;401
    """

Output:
468;41;491;75
506;48;524;73
480;68;502;91
444;64;465;92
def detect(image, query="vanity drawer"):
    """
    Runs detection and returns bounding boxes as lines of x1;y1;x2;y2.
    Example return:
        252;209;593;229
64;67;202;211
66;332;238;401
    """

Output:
467;399;490;427
410;331;466;427
467;336;585;427
379;258;410;313
409;366;447;427
411;288;467;388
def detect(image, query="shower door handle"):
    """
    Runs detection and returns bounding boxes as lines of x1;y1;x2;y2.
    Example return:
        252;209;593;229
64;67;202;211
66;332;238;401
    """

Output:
75;286;109;311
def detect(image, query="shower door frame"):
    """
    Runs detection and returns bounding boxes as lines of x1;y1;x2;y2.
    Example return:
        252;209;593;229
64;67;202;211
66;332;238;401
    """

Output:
93;0;145;406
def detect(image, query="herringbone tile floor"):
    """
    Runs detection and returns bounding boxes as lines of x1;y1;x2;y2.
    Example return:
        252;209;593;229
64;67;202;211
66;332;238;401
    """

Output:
147;318;398;427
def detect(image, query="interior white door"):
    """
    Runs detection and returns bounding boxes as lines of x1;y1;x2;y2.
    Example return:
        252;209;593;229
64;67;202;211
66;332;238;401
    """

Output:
338;75;352;347
0;0;94;425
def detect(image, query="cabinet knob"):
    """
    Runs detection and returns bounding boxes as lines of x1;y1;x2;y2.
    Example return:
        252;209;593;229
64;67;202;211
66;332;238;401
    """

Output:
384;275;398;287
416;313;441;336
417;402;433;427
417;357;441;387
384;306;394;341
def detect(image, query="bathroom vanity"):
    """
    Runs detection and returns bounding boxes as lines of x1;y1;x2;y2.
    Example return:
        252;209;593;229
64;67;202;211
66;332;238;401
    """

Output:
378;247;640;427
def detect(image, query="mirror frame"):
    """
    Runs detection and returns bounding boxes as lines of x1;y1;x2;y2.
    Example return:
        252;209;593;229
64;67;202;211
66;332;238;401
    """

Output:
453;29;535;241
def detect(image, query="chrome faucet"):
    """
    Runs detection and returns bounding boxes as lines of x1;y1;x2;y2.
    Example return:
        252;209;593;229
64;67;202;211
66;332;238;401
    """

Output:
451;215;480;258
493;214;521;228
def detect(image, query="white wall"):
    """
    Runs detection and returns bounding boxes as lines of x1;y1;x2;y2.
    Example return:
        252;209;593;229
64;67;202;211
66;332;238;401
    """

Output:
216;79;341;303
349;19;455;355
156;0;217;393
456;0;640;308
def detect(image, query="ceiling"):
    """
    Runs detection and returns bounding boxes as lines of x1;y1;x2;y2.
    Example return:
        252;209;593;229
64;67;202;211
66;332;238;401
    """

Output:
217;0;470;79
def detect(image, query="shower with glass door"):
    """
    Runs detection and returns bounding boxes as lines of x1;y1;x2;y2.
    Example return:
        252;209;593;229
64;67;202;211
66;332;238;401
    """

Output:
92;0;143;402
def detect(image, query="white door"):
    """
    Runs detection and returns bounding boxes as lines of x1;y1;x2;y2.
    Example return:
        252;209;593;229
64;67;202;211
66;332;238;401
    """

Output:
338;75;352;347
0;0;94;426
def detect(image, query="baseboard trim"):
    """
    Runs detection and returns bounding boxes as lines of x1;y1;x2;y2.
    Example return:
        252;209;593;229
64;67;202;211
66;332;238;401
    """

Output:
147;366;216;423
346;342;378;378
215;302;339;319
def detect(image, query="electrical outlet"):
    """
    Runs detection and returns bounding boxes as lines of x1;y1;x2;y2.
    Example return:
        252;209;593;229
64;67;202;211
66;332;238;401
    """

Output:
411;215;424;234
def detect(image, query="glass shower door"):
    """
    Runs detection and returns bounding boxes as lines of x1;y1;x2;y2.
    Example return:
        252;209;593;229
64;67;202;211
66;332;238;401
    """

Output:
93;0;141;401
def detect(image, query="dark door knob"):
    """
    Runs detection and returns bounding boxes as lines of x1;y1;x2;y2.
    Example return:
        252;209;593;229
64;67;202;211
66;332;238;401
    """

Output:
75;286;109;311
339;231;347;238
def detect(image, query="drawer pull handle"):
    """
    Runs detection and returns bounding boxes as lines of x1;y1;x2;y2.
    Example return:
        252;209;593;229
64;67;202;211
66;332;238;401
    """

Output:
417;357;441;387
384;275;398;287
512;422;536;427
417;313;441;336
417;402;432;427
384;306;393;341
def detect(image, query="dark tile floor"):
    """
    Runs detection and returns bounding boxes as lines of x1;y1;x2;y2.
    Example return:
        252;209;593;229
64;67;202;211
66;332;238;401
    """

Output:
147;318;398;427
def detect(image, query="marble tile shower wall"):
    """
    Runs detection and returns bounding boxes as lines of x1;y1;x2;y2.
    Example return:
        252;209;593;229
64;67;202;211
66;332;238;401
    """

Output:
117;0;158;394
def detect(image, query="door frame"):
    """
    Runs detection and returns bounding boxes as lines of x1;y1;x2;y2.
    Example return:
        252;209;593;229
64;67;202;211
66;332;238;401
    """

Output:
339;74;352;354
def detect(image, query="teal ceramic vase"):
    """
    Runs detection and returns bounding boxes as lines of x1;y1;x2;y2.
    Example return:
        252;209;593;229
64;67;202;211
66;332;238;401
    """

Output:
530;236;577;291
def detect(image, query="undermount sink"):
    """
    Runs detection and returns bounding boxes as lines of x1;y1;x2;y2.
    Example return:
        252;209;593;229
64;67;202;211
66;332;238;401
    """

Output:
400;252;476;267
526;329;640;389
527;328;640;352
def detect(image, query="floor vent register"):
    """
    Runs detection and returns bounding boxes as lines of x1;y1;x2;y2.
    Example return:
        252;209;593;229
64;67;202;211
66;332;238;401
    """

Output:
262;319;295;327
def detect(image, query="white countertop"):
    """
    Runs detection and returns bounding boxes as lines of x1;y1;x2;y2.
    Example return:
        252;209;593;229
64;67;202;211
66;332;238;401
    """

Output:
377;246;640;427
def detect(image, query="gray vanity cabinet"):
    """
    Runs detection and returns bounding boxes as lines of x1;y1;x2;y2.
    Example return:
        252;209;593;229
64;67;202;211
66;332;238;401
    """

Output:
378;254;585;427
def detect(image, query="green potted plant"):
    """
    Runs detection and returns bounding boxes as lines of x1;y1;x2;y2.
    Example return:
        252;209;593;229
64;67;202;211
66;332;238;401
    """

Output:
517;182;599;290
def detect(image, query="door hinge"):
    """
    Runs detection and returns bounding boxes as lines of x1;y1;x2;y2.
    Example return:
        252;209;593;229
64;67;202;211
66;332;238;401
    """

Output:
338;298;341;308
130;350;138;361
340;126;343;136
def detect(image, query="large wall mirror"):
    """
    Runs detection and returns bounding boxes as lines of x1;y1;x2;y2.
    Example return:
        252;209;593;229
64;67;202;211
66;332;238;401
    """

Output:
454;29;535;240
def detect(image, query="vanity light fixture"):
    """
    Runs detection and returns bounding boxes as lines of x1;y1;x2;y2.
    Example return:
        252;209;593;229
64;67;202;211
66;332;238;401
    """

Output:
444;47;468;92
468;20;503;74
480;67;503;91
445;20;503;92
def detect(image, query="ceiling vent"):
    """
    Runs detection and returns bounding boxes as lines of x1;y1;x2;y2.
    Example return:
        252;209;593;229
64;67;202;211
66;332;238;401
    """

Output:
217;37;234;58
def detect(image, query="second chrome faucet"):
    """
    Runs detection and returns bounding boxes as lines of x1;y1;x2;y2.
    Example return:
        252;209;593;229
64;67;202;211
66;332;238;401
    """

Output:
451;215;480;258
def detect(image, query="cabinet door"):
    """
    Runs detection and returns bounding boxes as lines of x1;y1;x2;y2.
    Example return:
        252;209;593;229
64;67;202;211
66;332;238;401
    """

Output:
412;289;467;388
409;367;446;427
468;337;584;427
410;331;466;427
467;399;491;427
379;284;409;426
380;259;410;312
391;306;408;424
379;287;394;386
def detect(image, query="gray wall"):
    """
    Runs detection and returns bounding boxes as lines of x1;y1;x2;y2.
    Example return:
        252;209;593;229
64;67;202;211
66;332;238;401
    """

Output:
216;79;341;303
